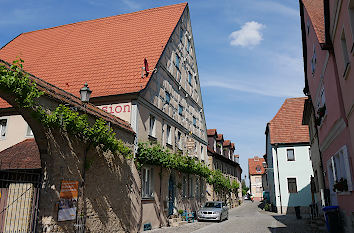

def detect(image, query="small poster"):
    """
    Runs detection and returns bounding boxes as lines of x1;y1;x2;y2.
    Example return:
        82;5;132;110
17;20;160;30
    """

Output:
58;181;79;221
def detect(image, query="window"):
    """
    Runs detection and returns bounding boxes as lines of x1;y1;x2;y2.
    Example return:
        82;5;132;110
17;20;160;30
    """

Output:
175;54;180;70
166;125;172;145
182;176;187;198
149;115;156;137
201;145;203;156
287;178;297;193
177;131;182;149
178;105;183;116
193;116;196;126
26;125;33;137
311;46;317;75
195;177;200;198
287;149;295;161
180;27;184;42
165;91;171;104
328;146;353;192
256;165;261;173
188;72;192;85
187;39;191;53
142;167;154;198
188;176;194;197
341;30;350;77
0;119;7;139
213;140;216;151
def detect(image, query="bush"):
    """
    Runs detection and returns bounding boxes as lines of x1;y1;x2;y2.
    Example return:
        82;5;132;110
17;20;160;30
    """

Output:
264;203;271;211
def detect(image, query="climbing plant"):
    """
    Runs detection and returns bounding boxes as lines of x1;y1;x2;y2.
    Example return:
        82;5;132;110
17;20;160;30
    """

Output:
136;142;239;194
0;60;131;157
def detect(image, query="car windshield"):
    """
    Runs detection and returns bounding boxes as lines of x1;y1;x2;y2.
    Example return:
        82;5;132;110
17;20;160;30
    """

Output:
204;202;222;208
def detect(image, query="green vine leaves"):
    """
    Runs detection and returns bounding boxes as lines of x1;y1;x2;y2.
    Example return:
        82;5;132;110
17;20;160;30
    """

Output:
0;60;131;158
136;143;239;194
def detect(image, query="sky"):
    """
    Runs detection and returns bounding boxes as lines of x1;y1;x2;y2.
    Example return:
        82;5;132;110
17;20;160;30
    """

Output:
0;0;305;182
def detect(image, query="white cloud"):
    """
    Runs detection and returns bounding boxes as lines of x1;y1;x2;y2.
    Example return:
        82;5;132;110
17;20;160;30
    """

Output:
229;21;265;48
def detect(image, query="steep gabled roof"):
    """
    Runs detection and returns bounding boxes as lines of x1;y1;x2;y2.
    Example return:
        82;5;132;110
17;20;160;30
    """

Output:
302;0;325;43
268;97;309;144
0;139;40;170
223;140;231;147
248;156;265;175
207;129;217;136
0;3;187;99
216;134;224;141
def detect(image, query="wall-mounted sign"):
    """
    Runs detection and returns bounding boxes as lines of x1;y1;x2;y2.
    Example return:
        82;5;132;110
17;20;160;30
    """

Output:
98;102;131;123
58;181;79;221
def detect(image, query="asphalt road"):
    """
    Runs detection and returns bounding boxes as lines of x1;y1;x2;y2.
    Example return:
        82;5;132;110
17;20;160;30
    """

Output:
148;201;326;233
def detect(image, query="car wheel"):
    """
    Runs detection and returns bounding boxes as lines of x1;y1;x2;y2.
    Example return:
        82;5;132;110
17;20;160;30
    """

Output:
225;214;228;220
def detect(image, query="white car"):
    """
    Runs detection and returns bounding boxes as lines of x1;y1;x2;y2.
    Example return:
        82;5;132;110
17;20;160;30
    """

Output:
197;201;229;222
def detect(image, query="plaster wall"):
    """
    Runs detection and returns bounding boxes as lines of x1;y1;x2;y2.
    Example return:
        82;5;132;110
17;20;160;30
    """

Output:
0;114;33;152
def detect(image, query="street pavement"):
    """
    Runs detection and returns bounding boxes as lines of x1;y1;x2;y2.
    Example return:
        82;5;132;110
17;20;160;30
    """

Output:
148;201;326;233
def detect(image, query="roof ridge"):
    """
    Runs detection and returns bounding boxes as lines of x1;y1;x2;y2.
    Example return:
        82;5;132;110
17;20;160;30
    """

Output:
22;2;188;35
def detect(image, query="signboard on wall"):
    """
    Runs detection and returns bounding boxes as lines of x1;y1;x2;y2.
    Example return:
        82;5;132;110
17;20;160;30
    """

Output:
97;103;131;123
58;181;79;221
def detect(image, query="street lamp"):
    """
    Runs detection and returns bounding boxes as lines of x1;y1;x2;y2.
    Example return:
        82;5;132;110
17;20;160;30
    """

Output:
79;82;92;103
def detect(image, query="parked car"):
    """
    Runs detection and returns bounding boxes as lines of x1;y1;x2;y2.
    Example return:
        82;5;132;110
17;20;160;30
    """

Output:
196;201;228;222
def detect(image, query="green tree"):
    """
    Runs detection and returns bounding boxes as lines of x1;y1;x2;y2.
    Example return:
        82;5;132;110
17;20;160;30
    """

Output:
241;179;249;196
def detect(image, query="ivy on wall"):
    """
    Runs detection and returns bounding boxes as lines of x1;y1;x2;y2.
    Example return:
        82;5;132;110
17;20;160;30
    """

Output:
0;60;131;157
136;143;239;194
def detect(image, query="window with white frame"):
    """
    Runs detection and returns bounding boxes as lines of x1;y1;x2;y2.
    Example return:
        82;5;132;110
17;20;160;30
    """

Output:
0;119;7;139
188;72;192;85
149;115;156;137
341;30;350;76
193;116;196;126
187;39;191;53
287;178;297;193
287;149;295;161
26;125;33;137
328;146;353;192
142;167;154;198
166;125;172;145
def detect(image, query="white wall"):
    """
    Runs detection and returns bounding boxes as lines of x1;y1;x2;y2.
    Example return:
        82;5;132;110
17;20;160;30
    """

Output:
275;145;313;210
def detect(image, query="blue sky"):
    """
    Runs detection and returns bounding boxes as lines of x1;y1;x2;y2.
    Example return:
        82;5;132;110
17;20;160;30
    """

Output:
0;0;305;181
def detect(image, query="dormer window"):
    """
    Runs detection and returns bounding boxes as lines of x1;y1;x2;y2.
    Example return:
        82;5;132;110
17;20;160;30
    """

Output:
256;165;261;173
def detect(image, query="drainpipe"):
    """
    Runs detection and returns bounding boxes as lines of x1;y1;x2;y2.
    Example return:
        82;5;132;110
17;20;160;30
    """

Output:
274;143;282;214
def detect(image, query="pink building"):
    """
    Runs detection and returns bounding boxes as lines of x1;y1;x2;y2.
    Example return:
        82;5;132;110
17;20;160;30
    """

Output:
300;1;354;232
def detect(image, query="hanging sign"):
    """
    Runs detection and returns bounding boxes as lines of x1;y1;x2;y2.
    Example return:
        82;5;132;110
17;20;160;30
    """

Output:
58;181;79;221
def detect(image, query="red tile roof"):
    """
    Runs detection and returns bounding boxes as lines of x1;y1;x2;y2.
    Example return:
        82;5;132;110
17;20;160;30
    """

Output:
0;60;134;134
302;0;325;43
223;140;231;147
248;156;265;175
0;139;41;170
207;129;217;136
0;3;187;99
268;97;309;144
216;134;224;141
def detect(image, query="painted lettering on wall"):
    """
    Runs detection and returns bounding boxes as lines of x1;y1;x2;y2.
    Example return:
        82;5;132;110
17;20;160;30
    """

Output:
97;103;132;123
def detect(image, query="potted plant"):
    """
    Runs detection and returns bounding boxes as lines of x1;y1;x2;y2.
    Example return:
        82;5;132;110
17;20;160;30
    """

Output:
333;178;348;192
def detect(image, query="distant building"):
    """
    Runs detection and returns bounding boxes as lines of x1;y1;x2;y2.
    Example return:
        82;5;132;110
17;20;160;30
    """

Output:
300;1;354;231
265;98;313;214
206;129;242;207
248;156;265;201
